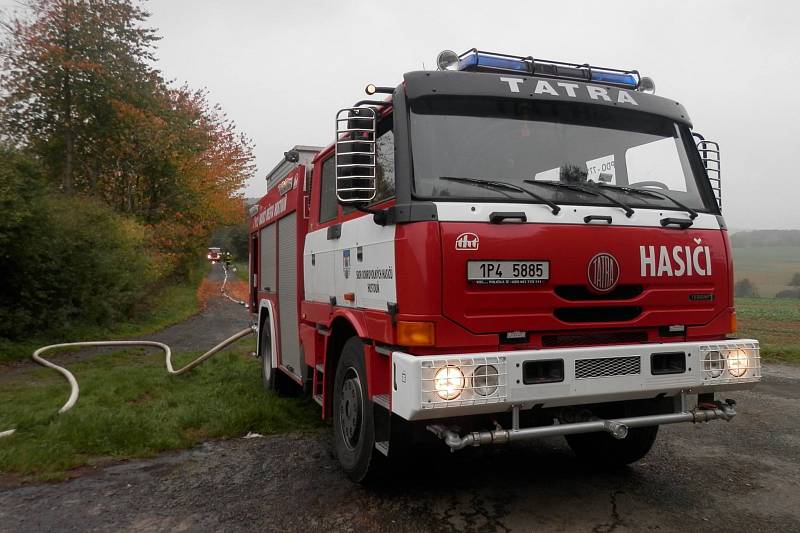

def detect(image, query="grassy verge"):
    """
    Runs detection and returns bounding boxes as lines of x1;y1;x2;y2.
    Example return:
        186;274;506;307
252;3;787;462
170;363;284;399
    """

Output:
0;265;207;364
0;338;321;481
232;260;249;282
736;297;800;363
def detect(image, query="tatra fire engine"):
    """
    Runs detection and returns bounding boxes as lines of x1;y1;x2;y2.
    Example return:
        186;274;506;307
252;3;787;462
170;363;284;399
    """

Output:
248;49;760;482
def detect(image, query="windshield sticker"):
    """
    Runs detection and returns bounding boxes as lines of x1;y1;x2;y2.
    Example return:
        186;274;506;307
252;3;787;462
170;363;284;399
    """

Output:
586;155;616;184
532;167;560;181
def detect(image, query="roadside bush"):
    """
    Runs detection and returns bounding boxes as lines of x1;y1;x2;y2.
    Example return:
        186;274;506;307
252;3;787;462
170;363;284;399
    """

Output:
211;222;249;260
734;278;759;298
775;289;800;299
0;184;156;339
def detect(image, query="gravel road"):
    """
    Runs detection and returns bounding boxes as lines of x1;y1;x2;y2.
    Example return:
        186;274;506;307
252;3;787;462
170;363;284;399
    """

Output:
1;265;799;532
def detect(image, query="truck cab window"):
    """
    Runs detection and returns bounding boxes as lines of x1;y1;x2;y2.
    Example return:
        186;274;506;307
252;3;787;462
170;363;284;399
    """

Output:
341;118;395;214
319;156;337;222
373;121;395;204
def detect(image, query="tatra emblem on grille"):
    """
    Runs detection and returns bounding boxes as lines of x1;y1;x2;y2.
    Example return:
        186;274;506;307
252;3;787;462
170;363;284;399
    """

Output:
587;253;620;292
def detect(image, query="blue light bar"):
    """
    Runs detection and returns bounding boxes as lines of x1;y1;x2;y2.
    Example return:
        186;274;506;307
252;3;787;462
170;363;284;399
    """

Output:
458;50;531;74
455;49;641;90
590;70;638;89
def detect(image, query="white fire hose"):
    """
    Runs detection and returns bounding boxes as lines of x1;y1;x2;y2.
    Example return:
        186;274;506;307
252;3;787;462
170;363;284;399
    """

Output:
220;261;248;307
1;261;254;439
0;326;255;439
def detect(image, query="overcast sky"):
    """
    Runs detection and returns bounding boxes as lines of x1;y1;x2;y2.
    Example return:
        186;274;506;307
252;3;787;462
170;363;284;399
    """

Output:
147;0;798;230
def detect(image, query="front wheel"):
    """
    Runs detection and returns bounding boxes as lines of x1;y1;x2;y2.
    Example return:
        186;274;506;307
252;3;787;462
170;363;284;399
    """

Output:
332;337;381;483
565;425;658;466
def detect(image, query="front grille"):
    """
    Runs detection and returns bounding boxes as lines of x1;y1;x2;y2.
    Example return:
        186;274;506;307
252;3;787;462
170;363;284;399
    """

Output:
575;356;641;379
554;306;642;323
541;331;647;348
555;285;643;301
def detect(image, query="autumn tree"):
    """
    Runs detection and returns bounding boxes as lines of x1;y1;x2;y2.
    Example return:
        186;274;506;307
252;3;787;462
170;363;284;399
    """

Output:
139;87;255;275
1;0;255;277
0;0;160;194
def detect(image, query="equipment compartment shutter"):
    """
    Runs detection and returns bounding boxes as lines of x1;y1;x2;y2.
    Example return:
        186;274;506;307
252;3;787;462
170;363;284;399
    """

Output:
277;213;301;377
259;224;276;291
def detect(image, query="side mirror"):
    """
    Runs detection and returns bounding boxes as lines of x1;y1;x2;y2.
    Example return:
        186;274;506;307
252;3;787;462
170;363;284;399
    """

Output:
696;138;721;210
335;107;377;204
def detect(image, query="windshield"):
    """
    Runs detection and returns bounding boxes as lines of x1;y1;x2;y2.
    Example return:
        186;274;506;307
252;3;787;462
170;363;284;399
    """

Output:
410;97;716;212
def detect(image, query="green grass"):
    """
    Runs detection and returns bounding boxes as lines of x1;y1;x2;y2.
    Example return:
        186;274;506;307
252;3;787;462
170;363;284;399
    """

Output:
232;261;249;282
736;297;800;363
732;246;800;298
0;265;206;364
0;339;321;481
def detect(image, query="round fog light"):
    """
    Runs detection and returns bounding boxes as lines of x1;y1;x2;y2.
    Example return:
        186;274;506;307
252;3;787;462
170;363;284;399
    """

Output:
704;350;724;378
436;50;459;71
434;365;464;400
726;348;749;378
638;76;656;94
473;365;499;396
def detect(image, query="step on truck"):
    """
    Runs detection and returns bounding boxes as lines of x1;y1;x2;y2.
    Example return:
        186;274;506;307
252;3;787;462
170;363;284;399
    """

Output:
248;49;761;482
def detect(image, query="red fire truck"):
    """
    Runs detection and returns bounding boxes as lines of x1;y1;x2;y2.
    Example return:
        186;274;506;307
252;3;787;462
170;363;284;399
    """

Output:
248;49;760;482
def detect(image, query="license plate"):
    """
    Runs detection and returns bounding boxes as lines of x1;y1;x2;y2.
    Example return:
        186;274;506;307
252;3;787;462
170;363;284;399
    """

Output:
467;261;549;285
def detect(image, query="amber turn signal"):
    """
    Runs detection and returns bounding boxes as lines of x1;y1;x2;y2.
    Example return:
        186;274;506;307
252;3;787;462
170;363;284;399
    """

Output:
396;321;435;347
730;310;737;333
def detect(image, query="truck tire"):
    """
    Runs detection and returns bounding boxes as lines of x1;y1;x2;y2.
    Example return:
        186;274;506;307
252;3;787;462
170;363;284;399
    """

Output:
332;337;381;483
565;425;659;466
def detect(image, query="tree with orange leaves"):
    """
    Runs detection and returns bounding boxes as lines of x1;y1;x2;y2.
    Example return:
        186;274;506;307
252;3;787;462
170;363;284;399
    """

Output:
1;0;254;277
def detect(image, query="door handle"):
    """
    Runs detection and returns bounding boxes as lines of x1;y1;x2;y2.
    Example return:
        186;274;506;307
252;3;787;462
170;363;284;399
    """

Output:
489;211;527;224
584;215;612;224
660;217;694;229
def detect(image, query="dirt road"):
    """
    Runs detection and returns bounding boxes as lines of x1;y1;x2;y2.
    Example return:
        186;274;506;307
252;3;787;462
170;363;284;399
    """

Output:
1;265;799;532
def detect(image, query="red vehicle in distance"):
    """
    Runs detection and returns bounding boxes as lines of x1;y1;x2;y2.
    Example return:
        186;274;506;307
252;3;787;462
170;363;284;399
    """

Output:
207;247;222;263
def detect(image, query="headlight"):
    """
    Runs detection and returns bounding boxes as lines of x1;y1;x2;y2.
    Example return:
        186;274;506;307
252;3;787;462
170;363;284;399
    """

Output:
473;365;499;396
726;349;749;377
704;350;724;378
434;366;464;400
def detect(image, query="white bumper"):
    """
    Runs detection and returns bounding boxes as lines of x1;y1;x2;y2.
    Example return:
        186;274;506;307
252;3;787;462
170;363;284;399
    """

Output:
391;339;760;421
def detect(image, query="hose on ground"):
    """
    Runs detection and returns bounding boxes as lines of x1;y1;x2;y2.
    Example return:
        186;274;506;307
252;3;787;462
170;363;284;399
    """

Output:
220;263;247;307
0;326;255;439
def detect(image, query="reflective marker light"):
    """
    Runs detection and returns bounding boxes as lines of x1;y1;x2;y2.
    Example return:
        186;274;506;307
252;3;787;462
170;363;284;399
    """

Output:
397;320;435;346
450;48;644;90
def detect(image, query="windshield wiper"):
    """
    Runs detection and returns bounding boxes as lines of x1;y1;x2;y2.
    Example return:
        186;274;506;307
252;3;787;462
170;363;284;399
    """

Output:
595;183;698;220
439;176;561;215
523;180;635;218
